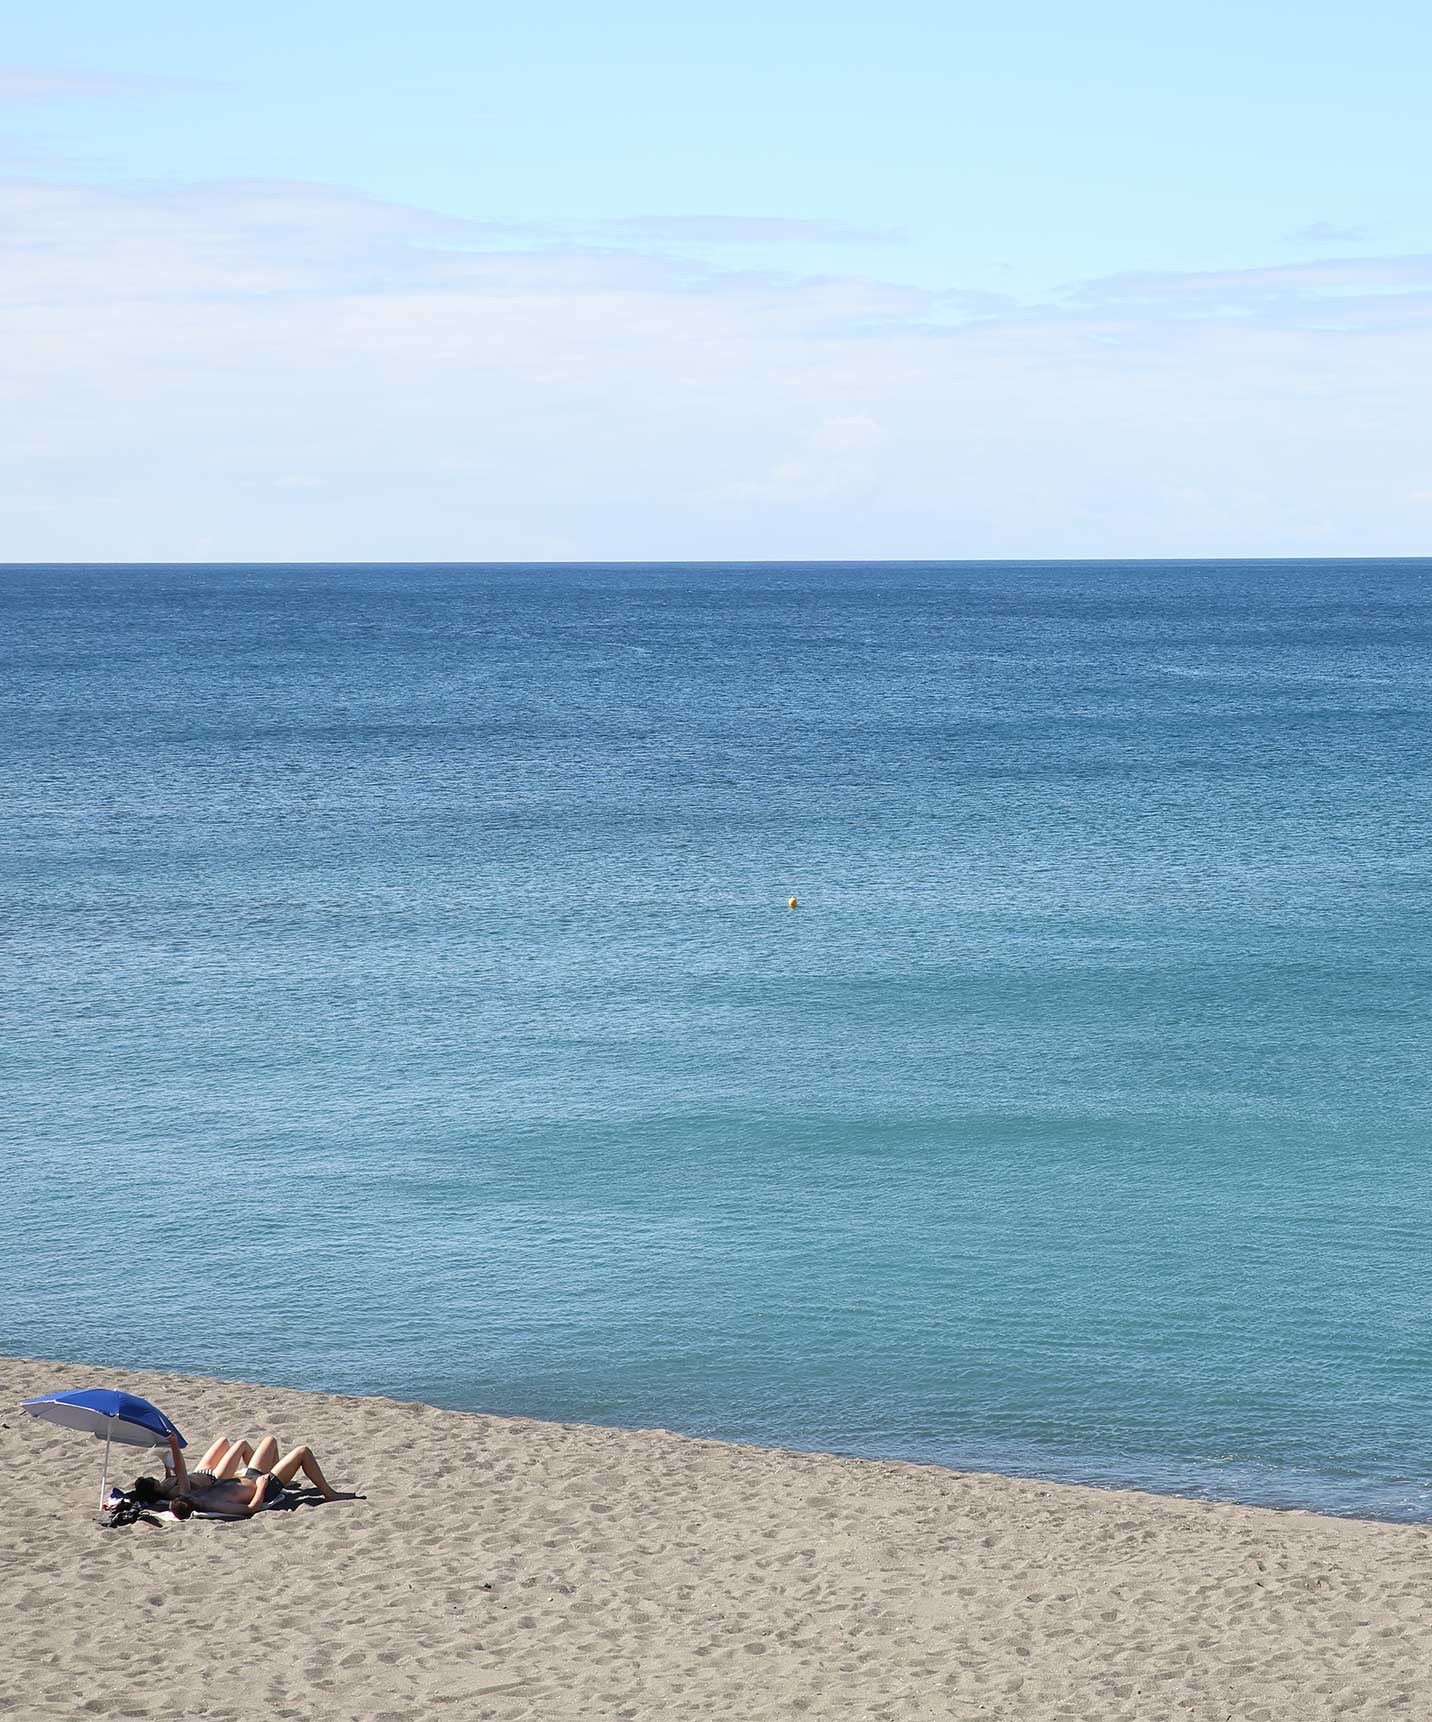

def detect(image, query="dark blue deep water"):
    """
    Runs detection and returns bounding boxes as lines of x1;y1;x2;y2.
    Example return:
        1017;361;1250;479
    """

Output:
4;561;1430;1520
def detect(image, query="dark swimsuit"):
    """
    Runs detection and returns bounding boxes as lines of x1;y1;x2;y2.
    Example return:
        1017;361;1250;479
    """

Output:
244;1465;290;1505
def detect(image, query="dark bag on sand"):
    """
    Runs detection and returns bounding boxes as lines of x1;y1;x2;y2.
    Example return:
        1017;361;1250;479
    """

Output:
99;1491;162;1529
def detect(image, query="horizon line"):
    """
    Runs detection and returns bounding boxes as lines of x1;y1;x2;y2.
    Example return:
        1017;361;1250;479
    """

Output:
4;554;1432;571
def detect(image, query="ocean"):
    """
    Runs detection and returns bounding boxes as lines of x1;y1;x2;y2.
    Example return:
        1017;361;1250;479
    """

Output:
4;560;1430;1521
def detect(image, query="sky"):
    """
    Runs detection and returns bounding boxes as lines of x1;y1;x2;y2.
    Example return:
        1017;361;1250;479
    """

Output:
4;0;1431;559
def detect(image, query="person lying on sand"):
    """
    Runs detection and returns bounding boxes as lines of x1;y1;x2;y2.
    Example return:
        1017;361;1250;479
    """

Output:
131;1431;347;1518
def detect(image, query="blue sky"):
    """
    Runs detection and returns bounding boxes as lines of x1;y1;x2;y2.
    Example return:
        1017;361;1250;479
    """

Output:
4;1;1432;558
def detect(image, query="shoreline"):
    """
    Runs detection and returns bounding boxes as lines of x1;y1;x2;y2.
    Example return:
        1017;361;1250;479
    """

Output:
9;1348;1422;1530
5;1352;1428;1720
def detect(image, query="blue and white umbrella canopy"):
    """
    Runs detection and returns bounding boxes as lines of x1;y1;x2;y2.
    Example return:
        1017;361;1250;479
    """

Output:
22;1389;186;1449
21;1388;187;1516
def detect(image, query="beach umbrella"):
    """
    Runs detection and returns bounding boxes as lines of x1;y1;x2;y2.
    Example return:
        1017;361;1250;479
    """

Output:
20;1388;187;1515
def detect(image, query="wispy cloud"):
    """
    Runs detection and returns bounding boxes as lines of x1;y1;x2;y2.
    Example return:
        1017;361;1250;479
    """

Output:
0;178;923;311
0;178;516;305
730;414;889;503
1063;255;1432;331
0;177;936;325
0;65;203;102
1283;221;1372;247
10;172;1432;344
583;215;900;245
4;172;1432;559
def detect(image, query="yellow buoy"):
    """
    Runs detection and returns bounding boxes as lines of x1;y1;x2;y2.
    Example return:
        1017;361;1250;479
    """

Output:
787;895;799;910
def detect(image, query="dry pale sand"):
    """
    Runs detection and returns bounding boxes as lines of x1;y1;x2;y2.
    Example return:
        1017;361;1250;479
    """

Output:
2;1355;1428;1722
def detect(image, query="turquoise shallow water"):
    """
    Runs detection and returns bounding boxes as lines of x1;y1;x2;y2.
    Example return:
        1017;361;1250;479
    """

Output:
4;561;1431;1520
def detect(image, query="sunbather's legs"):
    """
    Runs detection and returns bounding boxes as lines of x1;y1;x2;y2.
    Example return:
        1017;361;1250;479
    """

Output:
212;1439;252;1479
270;1444;339;1500
194;1437;231;1470
228;1435;343;1500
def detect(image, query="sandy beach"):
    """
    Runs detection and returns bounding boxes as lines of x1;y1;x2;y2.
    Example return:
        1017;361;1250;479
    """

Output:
3;1355;1427;1721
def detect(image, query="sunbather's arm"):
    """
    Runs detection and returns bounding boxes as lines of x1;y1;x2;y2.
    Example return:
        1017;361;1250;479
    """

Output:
243;1471;280;1517
166;1432;189;1494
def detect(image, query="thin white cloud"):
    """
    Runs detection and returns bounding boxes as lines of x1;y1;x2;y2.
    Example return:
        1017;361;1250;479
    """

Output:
731;414;889;503
0;178;517;305
0;66;202;102
585;215;900;245
4;172;1432;558
1063;255;1432;331
1283;221;1372;247
0;178;919;311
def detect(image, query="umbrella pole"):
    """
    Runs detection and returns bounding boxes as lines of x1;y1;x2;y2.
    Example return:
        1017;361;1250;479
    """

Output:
97;1425;113;1518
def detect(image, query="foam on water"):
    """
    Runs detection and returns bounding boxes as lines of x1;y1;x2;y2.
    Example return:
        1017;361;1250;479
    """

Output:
4;561;1430;1520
